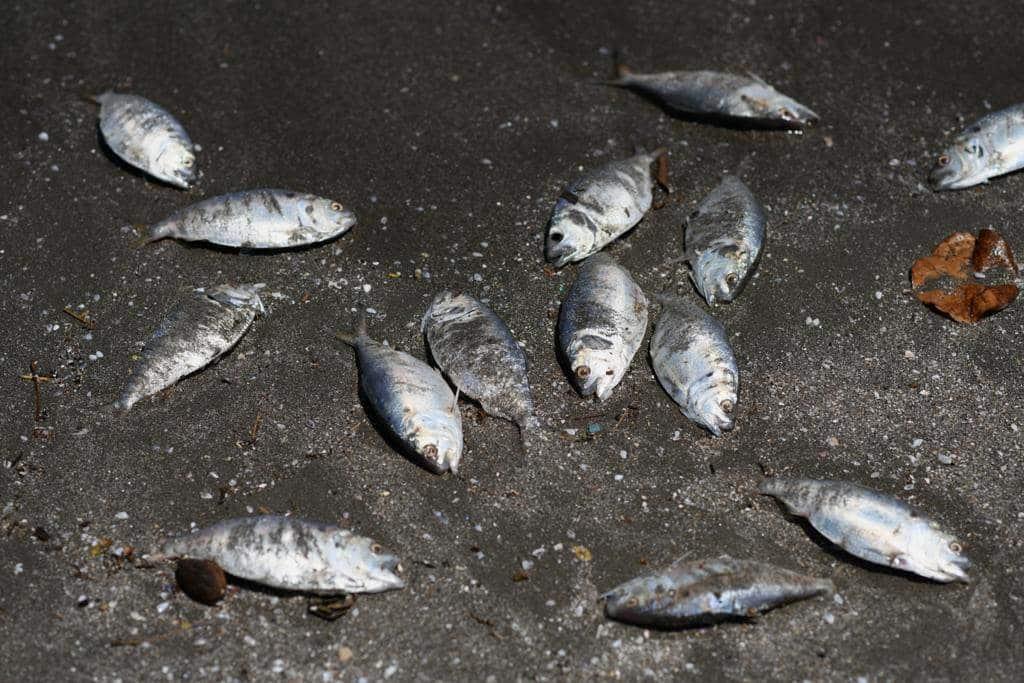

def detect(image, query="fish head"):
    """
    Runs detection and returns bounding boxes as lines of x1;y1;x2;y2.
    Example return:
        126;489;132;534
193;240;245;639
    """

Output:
206;283;266;314
335;532;406;592
570;346;626;401
929;135;987;190
546;205;597;267
688;379;737;437
692;242;753;305
158;143;197;189
408;411;463;475
307;197;358;240
734;84;818;129
602;576;677;624
901;526;972;583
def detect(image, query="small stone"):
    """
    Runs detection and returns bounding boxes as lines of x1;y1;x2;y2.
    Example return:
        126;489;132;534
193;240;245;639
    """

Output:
175;559;227;605
38;132;49;142
338;646;354;663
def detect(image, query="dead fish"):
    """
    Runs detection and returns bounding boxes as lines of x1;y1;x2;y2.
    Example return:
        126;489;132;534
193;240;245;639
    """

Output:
603;555;832;628
114;284;264;412
759;478;971;583
146;189;356;249
340;321;463;474
94;91;196;188
649;295;737;435
156;516;404;594
929;103;1024;190
685;176;765;305
545;148;665;267
558;254;648;401
608;64;818;130
422;291;538;439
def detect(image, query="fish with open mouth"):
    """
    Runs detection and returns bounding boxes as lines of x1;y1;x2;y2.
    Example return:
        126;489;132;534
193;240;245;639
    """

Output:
156;516;405;594
114;284;264;412
545;148;665;267
603;555;832;628
759;478;971;583
608;64;819;130
558;254;648;401
340;322;463;474
929;103;1024;190
649;294;737;435
94;91;197;188
145;189;356;248
685;176;765;305
422;291;539;441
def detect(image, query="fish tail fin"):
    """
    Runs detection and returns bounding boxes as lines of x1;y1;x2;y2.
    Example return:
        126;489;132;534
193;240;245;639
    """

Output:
814;578;836;596
335;311;368;347
516;415;544;462
80;91;104;107
135;222;171;247
601;51;633;86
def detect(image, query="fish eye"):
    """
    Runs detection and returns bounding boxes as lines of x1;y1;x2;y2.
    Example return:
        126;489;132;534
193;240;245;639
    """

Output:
422;444;438;459
937;154;950;167
550;231;564;244
949;541;962;554
330;201;343;211
605;369;614;375
575;365;591;379
625;597;639;608
720;399;734;414
182;158;194;167
371;543;383;554
779;107;794;120
725;273;739;287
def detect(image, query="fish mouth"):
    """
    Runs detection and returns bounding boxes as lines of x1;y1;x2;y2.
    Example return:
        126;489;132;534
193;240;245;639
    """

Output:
927;165;962;191
545;243;576;267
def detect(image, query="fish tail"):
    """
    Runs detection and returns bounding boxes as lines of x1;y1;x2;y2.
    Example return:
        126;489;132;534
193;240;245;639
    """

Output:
136;222;172;247
600;52;633;87
814;578;836;596
335;312;368;347
80;91;104;106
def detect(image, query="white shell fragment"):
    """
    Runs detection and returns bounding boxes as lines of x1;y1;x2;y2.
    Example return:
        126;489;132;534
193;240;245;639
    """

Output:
146;189;357;249
96;91;196;189
759;478;971;583
157;515;405;594
114;284;264;412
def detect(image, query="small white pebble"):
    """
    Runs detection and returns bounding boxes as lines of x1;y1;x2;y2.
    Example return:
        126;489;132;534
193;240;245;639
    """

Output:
38;132;49;142
874;290;883;300
362;284;372;293
910;438;923;449
13;563;24;575
114;511;129;520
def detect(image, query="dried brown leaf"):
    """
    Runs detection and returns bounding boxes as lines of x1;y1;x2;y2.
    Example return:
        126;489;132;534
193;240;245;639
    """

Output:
916;283;1019;324
972;228;1019;274
910;232;975;287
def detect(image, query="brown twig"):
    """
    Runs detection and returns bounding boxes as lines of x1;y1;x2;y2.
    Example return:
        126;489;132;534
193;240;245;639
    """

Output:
19;361;52;421
62;307;96;330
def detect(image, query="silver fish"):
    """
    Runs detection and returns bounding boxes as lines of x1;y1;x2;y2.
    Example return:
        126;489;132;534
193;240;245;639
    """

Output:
157;516;404;594
929;103;1024;190
545;149;663;267
341;325;463;474
422;291;538;437
95;91;196;189
759;478;971;583
146;189;356;249
649;295;737;435
115;284;264;412
609;65;819;130
603;555;832;628
685;176;765;305
558;254;648;401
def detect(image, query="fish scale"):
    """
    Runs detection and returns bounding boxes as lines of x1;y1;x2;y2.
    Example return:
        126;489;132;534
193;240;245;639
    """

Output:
422;292;538;439
146;188;356;249
650;294;738;436
342;328;463;474
686;176;766;305
558;254;648;401
96;91;196;188
603;556;832;628
115;284;264;412
157;516;405;595
759;478;971;583
545;149;662;267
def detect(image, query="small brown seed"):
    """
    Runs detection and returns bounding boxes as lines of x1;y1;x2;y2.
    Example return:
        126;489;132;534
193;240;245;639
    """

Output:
175;559;227;605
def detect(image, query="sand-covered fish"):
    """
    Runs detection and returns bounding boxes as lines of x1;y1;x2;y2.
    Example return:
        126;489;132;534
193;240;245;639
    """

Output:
156;516;404;594
603;556;832;628
114;284;264;412
650;295;737;435
340;322;462;474
422;292;538;439
608;65;818;130
759;478;971;583
94;92;196;189
545;149;664;267
558;254;648;401
145;189;356;248
929;103;1024;190
685;176;765;305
